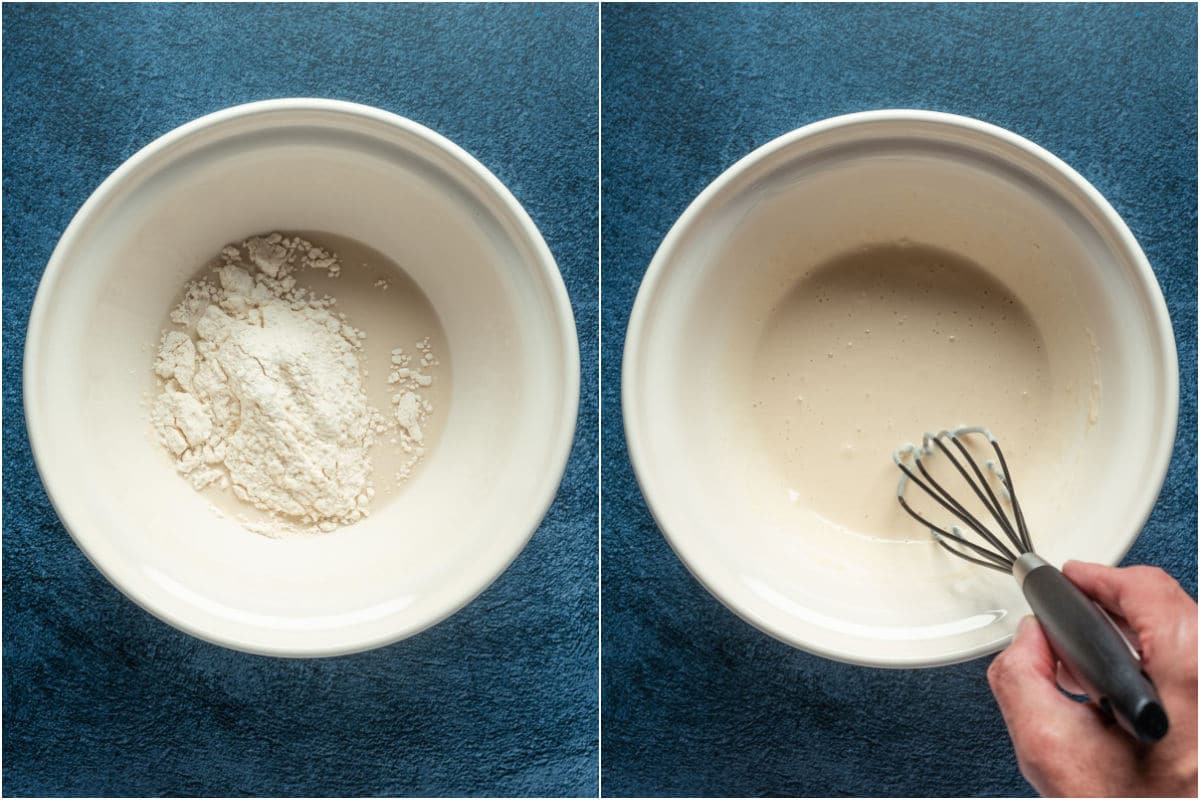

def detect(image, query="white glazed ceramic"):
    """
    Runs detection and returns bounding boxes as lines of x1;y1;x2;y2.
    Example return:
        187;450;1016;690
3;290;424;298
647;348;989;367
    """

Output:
25;99;579;656
623;110;1178;667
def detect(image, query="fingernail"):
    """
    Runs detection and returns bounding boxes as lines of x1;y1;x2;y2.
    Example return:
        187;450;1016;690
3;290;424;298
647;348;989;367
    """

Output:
1017;615;1037;634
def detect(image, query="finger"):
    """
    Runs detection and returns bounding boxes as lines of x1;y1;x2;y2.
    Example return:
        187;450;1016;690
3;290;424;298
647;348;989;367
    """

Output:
1055;661;1085;696
1106;608;1142;654
989;617;1104;767
989;616;1080;714
1063;561;1188;635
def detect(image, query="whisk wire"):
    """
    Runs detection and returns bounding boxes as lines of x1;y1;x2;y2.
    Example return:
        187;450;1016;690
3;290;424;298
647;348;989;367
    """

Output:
990;441;1032;553
892;472;993;561
895;463;1015;571
933;537;1014;572
940;435;1026;556
909;456;1018;564
893;427;1033;573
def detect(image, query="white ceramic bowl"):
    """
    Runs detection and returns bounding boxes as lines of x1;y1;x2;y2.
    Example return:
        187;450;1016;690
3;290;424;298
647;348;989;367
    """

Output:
623;110;1177;667
25;99;579;656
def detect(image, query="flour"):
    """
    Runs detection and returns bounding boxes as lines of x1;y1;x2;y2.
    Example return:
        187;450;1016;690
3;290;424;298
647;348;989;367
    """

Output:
151;233;438;535
386;339;439;481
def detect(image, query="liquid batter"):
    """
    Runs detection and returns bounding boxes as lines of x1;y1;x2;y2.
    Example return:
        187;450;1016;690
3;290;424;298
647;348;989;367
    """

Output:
751;243;1055;541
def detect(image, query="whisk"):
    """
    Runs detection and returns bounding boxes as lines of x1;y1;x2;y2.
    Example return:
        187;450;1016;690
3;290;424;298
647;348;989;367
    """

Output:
894;426;1169;744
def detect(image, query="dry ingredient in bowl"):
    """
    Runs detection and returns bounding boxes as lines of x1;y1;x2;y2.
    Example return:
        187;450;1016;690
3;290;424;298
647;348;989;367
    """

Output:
151;233;437;535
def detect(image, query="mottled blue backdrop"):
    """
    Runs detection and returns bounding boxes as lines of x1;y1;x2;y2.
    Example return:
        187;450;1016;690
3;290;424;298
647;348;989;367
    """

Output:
3;4;597;796
601;4;1197;797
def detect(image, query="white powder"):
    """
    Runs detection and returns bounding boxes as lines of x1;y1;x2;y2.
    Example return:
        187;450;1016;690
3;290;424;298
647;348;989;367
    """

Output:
151;233;437;535
385;339;439;481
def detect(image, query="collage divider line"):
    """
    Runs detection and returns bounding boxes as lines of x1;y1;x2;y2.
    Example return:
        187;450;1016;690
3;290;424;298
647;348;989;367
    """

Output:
595;2;604;796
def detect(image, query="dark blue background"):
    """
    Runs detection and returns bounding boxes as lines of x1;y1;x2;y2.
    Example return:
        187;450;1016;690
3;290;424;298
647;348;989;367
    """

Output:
601;4;1197;797
3;4;597;797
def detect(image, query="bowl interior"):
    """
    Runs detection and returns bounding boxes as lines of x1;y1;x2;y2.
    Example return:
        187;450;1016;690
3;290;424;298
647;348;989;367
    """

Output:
26;103;577;655
626;114;1175;666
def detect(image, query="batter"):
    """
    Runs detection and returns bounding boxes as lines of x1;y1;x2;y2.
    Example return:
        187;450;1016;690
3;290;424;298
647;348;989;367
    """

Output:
751;243;1060;541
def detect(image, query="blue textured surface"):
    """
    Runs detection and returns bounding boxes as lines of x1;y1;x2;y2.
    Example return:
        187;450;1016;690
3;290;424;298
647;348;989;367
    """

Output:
3;4;597;797
601;4;1197;797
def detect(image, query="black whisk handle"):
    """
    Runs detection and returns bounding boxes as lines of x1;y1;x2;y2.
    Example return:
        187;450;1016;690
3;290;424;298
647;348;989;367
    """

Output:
1014;554;1169;744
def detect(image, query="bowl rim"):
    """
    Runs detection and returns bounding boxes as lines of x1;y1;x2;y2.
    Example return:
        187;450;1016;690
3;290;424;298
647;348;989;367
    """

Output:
23;98;581;657
622;108;1180;668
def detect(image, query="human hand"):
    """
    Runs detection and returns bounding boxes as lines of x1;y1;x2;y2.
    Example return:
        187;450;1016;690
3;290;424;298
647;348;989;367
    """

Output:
987;562;1197;798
